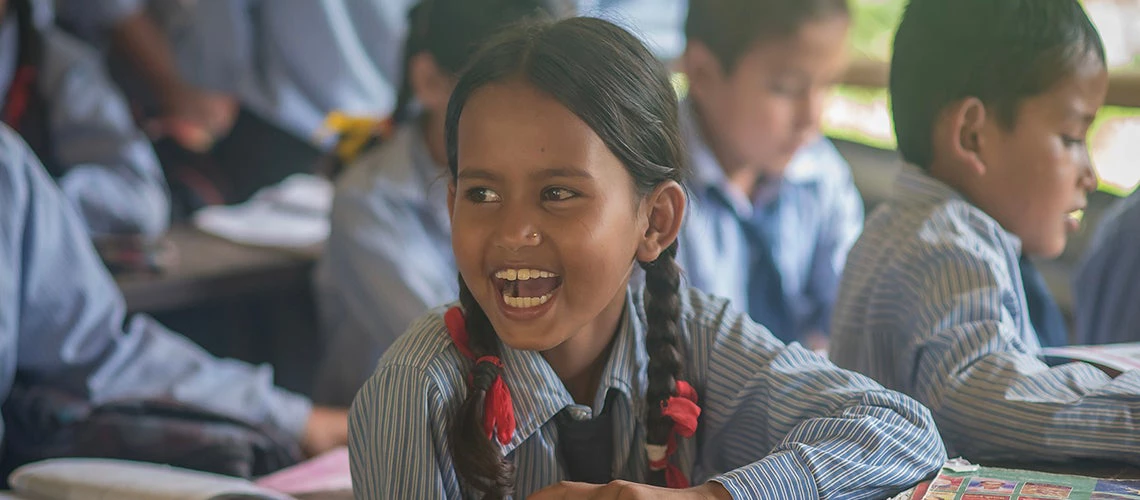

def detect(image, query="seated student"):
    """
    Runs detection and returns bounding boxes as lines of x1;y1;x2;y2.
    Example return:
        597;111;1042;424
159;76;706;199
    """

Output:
1074;189;1140;344
53;0;416;206
676;0;864;349
829;0;1140;464
0;122;347;461
312;0;563;406
349;17;945;499
1;0;168;238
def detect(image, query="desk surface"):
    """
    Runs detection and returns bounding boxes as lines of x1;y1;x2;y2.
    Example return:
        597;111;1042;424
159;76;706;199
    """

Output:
987;460;1140;480
115;226;319;313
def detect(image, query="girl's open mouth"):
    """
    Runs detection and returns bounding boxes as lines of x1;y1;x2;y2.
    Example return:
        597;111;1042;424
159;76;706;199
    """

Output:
493;268;563;309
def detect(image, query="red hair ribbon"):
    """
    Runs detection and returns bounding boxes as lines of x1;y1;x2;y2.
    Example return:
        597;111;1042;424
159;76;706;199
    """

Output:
444;307;516;446
647;380;701;488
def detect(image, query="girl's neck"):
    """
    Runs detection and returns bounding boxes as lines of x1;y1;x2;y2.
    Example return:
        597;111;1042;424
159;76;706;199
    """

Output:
542;291;629;407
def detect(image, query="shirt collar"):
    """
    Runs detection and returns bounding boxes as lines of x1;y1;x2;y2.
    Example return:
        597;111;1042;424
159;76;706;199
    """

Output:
496;288;645;455
680;100;828;212
892;165;964;207
892;165;1024;251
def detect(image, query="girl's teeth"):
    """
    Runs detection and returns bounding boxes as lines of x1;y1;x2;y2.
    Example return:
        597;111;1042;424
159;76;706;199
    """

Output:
502;293;554;309
494;269;559;281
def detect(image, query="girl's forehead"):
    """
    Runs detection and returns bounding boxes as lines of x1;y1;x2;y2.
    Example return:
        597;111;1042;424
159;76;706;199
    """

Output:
456;82;617;174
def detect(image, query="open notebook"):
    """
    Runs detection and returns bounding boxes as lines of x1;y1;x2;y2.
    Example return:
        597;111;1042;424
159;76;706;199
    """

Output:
3;447;350;500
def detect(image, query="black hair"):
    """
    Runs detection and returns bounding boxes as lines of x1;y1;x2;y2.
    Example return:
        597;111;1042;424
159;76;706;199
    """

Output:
890;0;1107;169
392;0;573;123
684;0;850;73
443;17;687;498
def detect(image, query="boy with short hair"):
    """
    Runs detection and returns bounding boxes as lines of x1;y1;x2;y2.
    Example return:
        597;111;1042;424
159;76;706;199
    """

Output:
677;0;863;348
829;0;1140;463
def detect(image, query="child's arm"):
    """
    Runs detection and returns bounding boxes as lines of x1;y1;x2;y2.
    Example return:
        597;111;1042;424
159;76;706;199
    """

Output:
348;358;459;499
0;125;314;449
690;293;946;499
902;246;1140;464
41;29;170;237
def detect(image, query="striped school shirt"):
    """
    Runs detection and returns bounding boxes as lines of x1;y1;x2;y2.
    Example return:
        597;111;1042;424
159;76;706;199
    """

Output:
830;166;1140;464
349;287;946;499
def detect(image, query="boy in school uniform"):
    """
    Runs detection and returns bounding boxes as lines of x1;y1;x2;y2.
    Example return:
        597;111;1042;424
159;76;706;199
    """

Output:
676;0;864;348
55;0;415;207
829;0;1140;463
1;0;169;238
1074;189;1140;344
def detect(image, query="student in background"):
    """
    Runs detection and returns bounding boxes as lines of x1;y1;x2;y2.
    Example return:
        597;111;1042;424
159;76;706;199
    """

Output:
1;0;168;238
830;0;1140;464
54;0;415;206
349;17;945;499
312;0;565;407
1074;188;1140;344
0;122;346;465
676;0;863;350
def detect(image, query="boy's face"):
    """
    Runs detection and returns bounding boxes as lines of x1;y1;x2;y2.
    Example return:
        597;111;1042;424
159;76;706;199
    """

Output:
687;16;849;178
973;59;1107;259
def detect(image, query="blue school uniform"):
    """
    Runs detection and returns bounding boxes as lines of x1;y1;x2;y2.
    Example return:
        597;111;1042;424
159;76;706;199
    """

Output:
1074;189;1140;344
312;123;454;405
349;287;946;499
0;4;168;237
0;123;310;445
676;102;865;344
58;0;412;148
830;166;1140;464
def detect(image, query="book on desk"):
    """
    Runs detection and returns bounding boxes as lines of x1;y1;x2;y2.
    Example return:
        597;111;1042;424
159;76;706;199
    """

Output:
1042;342;1140;377
2;447;350;500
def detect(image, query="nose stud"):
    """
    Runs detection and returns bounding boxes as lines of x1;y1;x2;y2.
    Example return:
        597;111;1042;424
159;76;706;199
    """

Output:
527;232;539;241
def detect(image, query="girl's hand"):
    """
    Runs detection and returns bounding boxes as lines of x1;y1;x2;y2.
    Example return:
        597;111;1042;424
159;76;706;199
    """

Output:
528;480;732;499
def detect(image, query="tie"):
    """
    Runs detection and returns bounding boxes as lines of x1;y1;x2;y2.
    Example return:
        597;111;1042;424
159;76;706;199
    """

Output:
1019;256;1069;347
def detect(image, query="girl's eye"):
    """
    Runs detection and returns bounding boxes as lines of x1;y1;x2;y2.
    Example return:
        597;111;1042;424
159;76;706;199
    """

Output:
466;187;501;203
542;187;578;201
1062;135;1086;148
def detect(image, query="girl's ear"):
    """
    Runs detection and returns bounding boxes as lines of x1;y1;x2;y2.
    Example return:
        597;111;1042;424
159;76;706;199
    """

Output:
637;180;686;263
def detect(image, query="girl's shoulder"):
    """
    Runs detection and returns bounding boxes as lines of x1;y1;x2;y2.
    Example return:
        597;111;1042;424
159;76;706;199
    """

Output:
634;286;785;355
372;305;470;391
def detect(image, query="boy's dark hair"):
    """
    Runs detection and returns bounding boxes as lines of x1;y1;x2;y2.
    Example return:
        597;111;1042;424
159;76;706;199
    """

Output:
393;0;572;123
684;0;849;73
443;17;687;498
891;0;1106;169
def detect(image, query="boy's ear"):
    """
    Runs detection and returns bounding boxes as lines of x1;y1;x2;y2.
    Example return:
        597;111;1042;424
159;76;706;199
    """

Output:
409;52;453;112
637;181;686;263
935;97;989;176
681;41;726;102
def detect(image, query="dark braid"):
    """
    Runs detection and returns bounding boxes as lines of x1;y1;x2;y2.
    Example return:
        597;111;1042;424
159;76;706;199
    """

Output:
449;277;514;499
638;241;684;486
